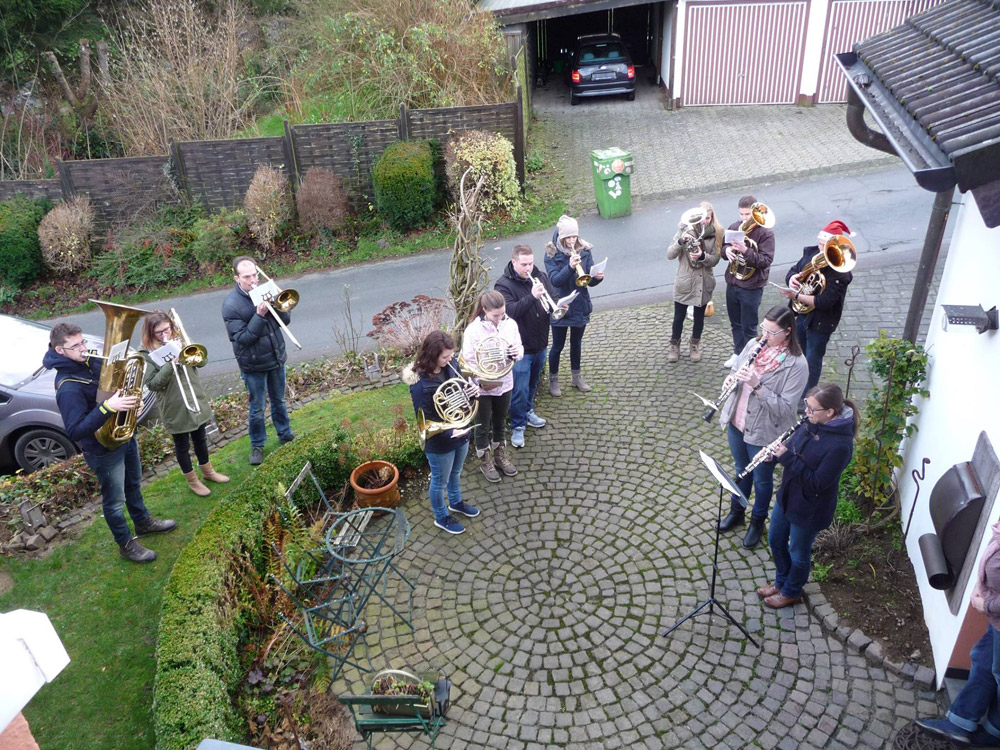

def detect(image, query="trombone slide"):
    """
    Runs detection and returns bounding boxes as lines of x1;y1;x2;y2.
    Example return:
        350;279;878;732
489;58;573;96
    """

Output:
263;300;302;349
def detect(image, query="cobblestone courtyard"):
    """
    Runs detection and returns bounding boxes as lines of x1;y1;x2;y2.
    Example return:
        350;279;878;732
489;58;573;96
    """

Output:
335;253;945;749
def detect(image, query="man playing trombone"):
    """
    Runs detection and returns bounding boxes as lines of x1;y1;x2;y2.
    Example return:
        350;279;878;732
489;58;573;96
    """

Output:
223;256;296;465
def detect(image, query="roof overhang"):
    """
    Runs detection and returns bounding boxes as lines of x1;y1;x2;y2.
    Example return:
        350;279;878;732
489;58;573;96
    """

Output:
481;0;653;24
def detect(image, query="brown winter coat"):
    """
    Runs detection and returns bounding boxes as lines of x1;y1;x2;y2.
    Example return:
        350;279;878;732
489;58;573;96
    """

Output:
666;222;721;307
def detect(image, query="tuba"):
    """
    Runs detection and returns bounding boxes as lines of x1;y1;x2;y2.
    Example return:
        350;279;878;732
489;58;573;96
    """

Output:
416;364;479;449
728;202;776;281
168;308;207;413
254;265;302;349
90;299;152;450
458;335;515;389
790;235;857;315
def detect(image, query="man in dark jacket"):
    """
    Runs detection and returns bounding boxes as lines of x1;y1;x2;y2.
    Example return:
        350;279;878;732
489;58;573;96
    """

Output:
721;195;775;368
495;244;558;449
222;256;295;465
780;219;855;398
44;322;176;563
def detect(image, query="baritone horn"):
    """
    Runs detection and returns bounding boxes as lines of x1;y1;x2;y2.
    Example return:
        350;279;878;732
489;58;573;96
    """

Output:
254;265;302;349
532;276;567;321
728;202;776;281
790;235;857;315
168;308;206;413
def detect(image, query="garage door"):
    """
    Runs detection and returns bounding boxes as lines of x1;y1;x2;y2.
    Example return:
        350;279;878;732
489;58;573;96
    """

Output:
816;0;949;102
682;0;808;106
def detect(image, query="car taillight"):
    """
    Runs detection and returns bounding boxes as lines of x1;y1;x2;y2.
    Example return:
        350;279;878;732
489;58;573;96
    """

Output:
571;70;581;83
627;65;635;79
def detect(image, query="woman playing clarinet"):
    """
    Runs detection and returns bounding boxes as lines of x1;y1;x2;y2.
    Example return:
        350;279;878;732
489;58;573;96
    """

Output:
758;383;858;608
718;305;808;549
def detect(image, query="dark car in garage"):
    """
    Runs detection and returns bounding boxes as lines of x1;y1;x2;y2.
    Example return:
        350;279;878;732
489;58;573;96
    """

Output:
0;315;156;473
569;33;636;105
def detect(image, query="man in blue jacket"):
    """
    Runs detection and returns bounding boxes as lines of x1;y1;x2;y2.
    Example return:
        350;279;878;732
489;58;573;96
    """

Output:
222;256;295;465
44;323;176;563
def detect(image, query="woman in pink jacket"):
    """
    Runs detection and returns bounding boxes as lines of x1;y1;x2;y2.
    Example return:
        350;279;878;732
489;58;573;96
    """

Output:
461;290;524;483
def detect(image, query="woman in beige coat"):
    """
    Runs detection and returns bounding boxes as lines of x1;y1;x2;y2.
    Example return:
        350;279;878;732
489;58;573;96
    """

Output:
666;201;723;361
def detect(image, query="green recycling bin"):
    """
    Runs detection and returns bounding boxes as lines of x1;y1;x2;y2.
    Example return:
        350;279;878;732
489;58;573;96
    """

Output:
590;147;634;219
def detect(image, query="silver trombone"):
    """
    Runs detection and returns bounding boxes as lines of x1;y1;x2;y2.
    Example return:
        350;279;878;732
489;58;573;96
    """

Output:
254;265;302;349
532;276;567;321
168;308;206;414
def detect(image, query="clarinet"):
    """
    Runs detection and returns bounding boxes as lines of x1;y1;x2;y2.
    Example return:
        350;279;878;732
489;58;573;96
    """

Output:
700;338;767;422
736;415;808;480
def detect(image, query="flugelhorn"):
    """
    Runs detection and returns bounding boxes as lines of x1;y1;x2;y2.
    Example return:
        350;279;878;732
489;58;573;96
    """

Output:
790;235;857;315
254;265;302;349
570;250;592;287
736;416;807;480
168;308;206;413
728;202;775;281
532;276;567;321
417;363;478;449
691;338;767;422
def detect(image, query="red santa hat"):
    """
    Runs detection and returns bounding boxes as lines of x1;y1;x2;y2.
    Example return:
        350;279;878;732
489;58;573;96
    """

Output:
818;219;853;243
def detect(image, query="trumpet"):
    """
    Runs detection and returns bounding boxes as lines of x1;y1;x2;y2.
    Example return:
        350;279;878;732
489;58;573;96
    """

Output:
736;416;807;480
417;363;479;449
570;250;591;287
790;235;857;315
532;276;567;321
254;265;302;349
692;338;767;422
728;202;776;281
168;308;206;413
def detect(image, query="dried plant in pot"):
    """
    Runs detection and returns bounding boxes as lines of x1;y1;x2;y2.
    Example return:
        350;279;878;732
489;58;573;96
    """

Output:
349;460;400;509
370;669;450;718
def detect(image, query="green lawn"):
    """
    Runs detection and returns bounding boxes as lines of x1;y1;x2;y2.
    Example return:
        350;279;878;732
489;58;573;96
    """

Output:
0;384;411;750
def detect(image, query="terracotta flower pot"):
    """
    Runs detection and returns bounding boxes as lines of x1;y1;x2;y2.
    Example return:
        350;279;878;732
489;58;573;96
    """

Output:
349;460;401;509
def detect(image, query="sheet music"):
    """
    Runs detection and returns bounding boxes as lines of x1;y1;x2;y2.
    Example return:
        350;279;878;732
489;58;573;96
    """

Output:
148;340;182;367
556;290;578;308
768;281;793;293
699;450;748;507
250;280;280;307
590;257;608;274
107;340;130;365
724;229;744;245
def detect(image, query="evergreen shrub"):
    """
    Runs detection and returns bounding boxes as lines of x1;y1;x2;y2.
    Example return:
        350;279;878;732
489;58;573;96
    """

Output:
371;141;435;232
189;208;244;273
0;195;50;290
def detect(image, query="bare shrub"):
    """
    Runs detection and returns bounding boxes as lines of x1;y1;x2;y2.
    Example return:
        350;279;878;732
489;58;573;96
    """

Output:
296;167;349;234
367;294;452;356
38;197;95;273
244;165;293;251
101;0;268;155
445;130;520;217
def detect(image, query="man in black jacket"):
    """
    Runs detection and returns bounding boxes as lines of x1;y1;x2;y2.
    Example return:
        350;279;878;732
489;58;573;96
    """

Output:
780;219;855;399
223;256;294;465
495;244;559;449
43;322;176;563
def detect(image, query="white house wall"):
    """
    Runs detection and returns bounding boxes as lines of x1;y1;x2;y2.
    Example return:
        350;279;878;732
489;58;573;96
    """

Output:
898;194;1000;687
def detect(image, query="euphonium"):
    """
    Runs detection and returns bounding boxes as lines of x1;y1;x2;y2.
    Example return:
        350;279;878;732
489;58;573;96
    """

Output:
728;202;776;281
90;299;152;450
532;276;567;321
168;308;206;413
458;335;515;388
678;207;707;251
790;235;857;315
417;364;479;450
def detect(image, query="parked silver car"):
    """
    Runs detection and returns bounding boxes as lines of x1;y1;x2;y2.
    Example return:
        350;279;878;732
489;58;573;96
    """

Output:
0;315;155;473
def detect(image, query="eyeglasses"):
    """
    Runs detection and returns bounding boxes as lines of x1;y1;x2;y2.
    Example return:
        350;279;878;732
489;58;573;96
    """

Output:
153;326;173;336
62;340;89;352
758;325;786;337
805;404;828;414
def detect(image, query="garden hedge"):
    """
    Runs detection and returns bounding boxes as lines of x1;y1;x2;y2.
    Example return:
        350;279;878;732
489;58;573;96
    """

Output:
371;140;435;232
0;195;51;292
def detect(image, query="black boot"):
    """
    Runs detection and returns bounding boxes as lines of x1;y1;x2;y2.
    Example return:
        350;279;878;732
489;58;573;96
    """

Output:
717;508;745;533
742;517;765;548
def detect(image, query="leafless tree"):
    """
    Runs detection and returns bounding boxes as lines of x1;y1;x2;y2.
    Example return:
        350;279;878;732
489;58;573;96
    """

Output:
448;167;490;342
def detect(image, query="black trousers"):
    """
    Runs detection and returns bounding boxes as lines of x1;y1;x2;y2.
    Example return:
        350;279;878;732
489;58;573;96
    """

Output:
549;325;585;374
172;422;210;473
474;391;511;452
671;301;707;341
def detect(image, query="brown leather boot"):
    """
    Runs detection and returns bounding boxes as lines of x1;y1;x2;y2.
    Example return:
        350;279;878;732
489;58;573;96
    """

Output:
689;338;702;362
183;470;211;497
493;443;517;476
199;461;230;483
667;339;680;362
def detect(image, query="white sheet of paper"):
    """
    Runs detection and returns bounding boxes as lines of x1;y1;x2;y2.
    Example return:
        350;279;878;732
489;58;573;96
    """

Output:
768;281;793;293
250;280;280;307
724;229;744;245
556;290;578;308
590;257;608;274
107;340;130;365
149;340;182;367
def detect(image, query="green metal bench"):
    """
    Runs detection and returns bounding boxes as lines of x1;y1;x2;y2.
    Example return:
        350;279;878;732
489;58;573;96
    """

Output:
338;694;447;749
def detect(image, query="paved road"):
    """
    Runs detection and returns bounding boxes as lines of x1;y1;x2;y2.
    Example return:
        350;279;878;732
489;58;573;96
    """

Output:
45;165;939;389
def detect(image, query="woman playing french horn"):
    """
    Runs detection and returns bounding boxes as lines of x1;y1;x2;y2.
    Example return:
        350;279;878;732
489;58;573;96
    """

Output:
717;305;808;550
138;311;230;497
666;201;723;362
461;290;524;483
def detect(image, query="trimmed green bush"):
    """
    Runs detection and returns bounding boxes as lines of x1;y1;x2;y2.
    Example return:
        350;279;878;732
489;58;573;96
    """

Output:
189;208;243;273
371;140;435;232
0;195;51;290
445;129;520;217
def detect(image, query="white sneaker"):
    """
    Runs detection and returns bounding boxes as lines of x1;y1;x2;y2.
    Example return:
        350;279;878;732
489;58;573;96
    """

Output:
723;353;738;369
511;426;525;448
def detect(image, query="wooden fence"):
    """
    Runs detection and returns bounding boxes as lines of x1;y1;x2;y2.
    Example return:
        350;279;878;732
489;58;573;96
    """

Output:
0;89;524;226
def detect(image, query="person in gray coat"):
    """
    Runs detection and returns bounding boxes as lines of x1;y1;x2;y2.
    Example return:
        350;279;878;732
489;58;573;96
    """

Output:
717;305;808;549
666;201;722;362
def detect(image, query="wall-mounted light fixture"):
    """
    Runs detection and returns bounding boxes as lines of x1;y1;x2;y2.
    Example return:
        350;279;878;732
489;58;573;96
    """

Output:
941;304;998;334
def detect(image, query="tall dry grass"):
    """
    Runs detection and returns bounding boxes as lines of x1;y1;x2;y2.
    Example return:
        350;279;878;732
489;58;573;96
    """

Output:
287;0;515;122
101;0;269;155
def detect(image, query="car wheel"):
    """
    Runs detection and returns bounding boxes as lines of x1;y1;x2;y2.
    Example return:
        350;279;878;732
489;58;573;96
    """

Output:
570;93;579;106
626;91;635;101
14;429;77;473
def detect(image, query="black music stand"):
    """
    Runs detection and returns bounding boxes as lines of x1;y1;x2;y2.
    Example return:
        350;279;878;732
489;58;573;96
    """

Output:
662;450;760;649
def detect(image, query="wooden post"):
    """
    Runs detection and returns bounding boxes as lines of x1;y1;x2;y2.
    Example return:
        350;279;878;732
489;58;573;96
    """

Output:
514;86;526;190
399;103;409;141
168;140;192;205
282;120;300;193
55;158;75;200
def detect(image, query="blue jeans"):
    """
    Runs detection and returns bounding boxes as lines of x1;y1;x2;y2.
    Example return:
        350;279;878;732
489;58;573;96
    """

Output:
797;317;833;397
948;625;1000;736
726;285;764;354
425;442;469;522
509;349;547;429
727;424;775;521
768;500;820;598
84;438;150;547
241;365;292;448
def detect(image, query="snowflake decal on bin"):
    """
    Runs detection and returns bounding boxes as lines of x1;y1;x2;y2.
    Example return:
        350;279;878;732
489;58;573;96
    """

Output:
606;176;623;199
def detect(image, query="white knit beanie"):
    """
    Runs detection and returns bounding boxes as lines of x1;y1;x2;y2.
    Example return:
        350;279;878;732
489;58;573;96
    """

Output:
556;215;579;243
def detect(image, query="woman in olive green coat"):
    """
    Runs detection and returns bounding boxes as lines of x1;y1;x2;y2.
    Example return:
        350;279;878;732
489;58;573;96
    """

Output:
139;311;229;496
